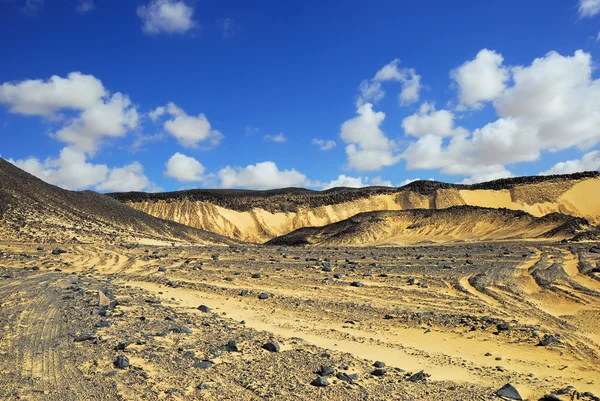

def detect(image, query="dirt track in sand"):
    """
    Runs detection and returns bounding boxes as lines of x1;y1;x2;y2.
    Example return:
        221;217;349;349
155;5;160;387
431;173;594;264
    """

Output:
0;240;599;400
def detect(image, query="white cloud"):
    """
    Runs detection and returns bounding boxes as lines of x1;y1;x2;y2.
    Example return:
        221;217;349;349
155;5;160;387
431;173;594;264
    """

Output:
321;175;366;189
403;49;600;183
216;18;240;38
0;72;106;117
137;0;196;35
9;147;155;192
579;0;600;17
450;49;509;109
402;102;466;137
264;133;287;143
148;106;165;121
154;102;222;148
53;92;138;154
358;59;421;106
540;151;600;175
0;72;138;154
218;161;310;189
340;103;400;171
164;152;205;182
312;138;336;151
399;178;420;187
96;162;151;192
76;0;95;13
597;31;600;42
369;176;393;187
320;175;393;189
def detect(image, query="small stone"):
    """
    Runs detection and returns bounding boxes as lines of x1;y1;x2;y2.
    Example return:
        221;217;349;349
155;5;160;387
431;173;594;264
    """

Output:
495;383;523;401
240;289;248;296
539;334;559;346
197;383;210;391
194;360;213;369
371;368;386;377
311;376;329;387
350;281;364;287
224;340;239;352
171;326;192;334
158;266;167;272
74;333;96;342
336;372;358;384
318;365;334;376
258;292;271;300
114;355;130;370
251;273;261;279
262;341;280;352
333;273;343;279
373;361;386;368
198;305;211;313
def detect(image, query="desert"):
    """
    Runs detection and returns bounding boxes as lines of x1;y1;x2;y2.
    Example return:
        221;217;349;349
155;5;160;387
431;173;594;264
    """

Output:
1;159;600;400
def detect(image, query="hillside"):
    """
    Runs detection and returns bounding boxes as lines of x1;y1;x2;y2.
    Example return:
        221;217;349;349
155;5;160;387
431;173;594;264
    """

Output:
266;207;589;246
108;172;600;243
0;158;235;245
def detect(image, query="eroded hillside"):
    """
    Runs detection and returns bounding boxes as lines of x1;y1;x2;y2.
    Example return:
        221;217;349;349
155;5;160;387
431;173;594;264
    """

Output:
109;172;600;243
266;207;589;246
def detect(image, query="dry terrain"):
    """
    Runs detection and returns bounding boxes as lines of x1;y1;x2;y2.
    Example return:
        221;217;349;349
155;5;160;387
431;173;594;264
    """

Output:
0;241;599;400
1;158;600;400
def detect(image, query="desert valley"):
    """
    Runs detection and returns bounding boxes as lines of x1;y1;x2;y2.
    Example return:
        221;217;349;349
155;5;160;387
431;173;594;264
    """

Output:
0;158;599;400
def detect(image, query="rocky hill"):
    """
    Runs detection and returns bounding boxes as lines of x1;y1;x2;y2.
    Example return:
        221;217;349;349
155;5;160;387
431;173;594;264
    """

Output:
0;158;235;245
108;172;600;243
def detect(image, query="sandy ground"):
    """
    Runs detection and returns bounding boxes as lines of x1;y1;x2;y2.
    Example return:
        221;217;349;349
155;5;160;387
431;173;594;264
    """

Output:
1;240;600;400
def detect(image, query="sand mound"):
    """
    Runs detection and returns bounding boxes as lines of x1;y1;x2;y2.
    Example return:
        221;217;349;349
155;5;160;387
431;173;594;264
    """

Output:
109;173;600;243
0;158;235;245
266;207;589;246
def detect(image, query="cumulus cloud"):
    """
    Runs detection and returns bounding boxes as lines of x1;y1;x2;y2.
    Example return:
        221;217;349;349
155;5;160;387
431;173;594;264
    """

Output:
218;161;310;189
402;102;467;137
0;72;138;154
450;49;509;109
312;138;336;151
358;59;421;106
540;151;600;175
96;162;152;192
319;175;393;189
340;103;400;171
263;133;287;143
151;102;222;148
137;0;196;35
0;72;106;117
403;49;600;183
164;152;205;182
578;0;600;17
9;147;155;192
76;0;95;13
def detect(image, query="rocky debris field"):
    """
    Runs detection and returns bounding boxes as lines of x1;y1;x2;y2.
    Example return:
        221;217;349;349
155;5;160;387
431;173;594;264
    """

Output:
0;240;599;400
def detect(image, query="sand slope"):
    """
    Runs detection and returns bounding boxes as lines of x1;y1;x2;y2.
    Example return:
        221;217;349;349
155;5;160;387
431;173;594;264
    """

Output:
109;173;600;243
266;207;588;246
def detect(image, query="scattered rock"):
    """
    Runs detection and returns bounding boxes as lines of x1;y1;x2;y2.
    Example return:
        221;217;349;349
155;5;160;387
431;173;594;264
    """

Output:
373;361;385;368
114;355;130;370
223;340;239;352
98;290;111;307
262;341;280;352
336;372;358;384
371;368;386;377
74;333;97;342
310;376;330;387
350;281;364;287
539;334;559;346
251;273;262;279
258;292;271;300
495;383;523;400
52;248;67;255
407;370;429;382
194;360;214;369
318;365;334;376
171;326;192;334
197;305;211;313
240;289;248;296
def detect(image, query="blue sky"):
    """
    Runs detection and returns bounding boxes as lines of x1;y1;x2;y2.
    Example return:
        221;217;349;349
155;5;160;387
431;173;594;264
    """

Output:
1;0;600;192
